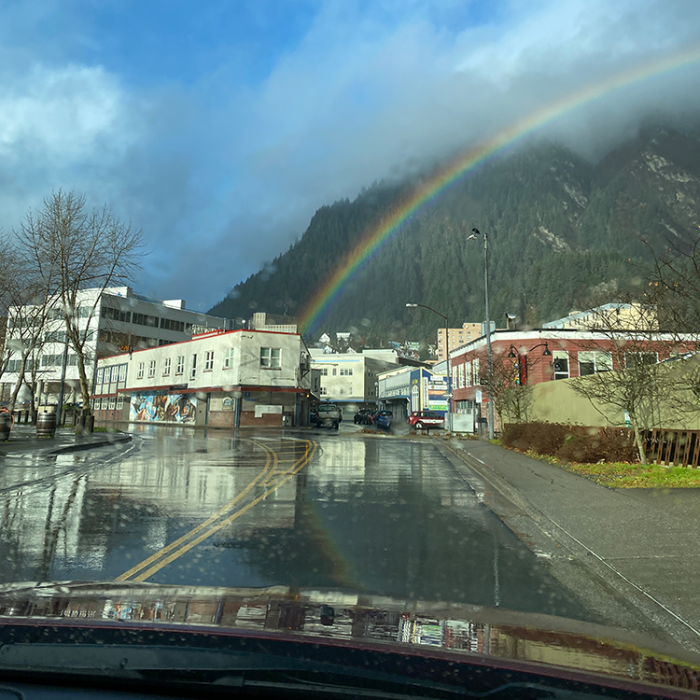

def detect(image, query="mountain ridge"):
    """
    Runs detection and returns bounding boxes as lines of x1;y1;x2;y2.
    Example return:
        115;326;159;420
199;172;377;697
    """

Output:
210;125;700;345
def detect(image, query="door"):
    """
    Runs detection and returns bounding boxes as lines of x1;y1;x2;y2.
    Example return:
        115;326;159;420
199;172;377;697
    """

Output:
195;393;208;426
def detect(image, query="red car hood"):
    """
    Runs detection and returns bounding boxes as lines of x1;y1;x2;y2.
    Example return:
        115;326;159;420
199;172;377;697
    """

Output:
0;581;699;695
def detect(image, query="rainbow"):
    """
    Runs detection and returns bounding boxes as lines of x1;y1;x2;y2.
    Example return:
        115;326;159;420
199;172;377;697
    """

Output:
300;45;700;335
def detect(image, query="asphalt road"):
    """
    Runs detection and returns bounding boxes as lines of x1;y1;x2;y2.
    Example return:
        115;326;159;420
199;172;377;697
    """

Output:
0;424;596;622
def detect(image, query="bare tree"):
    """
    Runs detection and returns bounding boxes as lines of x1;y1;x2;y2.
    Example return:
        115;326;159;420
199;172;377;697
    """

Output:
569;300;697;463
0;233;57;412
478;348;540;426
15;190;144;418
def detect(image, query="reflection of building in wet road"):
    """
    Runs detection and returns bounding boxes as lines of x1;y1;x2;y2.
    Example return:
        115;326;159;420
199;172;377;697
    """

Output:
0;429;592;624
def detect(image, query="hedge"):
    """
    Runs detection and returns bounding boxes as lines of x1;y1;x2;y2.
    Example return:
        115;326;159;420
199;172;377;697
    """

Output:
502;422;638;463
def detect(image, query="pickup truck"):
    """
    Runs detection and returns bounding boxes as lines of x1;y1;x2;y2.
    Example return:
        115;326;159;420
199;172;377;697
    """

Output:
316;403;341;429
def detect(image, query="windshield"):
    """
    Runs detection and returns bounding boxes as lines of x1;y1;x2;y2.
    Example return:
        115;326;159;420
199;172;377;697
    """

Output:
2;0;700;695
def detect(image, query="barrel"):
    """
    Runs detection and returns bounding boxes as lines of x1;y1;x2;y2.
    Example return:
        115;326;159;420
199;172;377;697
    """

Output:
36;412;57;438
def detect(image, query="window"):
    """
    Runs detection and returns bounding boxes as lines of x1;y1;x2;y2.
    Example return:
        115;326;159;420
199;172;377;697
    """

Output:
44;330;67;343
260;347;281;368
458;363;464;389
116;396;124;410
190;354;197;379
160;318;185;332
109;397;116;410
137;362;144;379
451;364;458;387
339;367;353;376
205;350;214;371
176;355;185;375
224;348;235;369
473;358;480;385
332;367;337;376
163;357;171;376
625;352;658;368
319;367;328;376
96;368;104;387
102;306;130;323
148;360;156;378
578;351;613;376
320;386;327;395
119;364;127;387
552;351;570;380
465;361;472;387
132;312;159;327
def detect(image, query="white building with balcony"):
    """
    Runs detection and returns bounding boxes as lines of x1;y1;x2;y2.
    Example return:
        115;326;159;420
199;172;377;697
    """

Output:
93;328;312;427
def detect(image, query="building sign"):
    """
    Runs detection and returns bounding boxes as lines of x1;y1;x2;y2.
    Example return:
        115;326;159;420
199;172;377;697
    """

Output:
222;397;234;410
130;392;196;423
255;404;283;417
427;377;449;413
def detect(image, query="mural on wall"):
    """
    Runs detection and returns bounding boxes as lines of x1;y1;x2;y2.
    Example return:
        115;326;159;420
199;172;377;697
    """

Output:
130;392;197;423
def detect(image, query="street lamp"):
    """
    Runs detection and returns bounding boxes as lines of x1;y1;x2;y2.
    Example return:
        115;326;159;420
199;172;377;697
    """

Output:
468;228;494;439
406;302;452;432
507;343;552;385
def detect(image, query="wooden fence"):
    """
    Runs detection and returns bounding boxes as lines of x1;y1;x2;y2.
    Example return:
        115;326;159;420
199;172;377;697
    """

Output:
639;429;700;467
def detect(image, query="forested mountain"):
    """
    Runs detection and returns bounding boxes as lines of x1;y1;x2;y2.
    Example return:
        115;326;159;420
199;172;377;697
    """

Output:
209;125;700;345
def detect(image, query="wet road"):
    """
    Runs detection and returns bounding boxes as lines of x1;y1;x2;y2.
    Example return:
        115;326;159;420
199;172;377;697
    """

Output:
0;425;594;621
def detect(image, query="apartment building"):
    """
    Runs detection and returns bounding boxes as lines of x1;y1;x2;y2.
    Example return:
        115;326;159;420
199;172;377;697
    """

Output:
436;323;482;362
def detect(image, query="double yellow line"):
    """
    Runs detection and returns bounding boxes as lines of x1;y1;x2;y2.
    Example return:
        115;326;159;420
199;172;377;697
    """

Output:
117;438;317;583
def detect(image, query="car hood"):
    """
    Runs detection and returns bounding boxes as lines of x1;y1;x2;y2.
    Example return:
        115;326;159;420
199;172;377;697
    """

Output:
0;581;699;693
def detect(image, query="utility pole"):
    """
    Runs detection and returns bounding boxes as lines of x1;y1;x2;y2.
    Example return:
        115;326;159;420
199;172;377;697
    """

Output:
469;228;495;440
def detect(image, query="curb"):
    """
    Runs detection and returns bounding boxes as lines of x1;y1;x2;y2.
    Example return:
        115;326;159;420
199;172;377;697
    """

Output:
439;440;700;652
47;433;132;455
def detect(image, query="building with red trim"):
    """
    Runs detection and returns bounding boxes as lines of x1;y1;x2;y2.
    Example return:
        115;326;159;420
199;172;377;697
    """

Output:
449;328;694;432
91;328;314;427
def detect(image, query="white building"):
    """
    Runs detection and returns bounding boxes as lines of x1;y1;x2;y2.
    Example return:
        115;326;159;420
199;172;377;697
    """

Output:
1;286;227;406
309;350;398;419
93;328;313;427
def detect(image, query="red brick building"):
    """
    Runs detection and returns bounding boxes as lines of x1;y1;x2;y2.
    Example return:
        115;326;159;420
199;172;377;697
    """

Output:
449;329;694;421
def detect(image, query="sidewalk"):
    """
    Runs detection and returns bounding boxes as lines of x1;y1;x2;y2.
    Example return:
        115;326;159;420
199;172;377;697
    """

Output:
443;438;700;652
0;424;131;456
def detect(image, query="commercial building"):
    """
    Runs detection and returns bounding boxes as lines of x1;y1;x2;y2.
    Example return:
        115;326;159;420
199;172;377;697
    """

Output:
436;323;482;362
377;366;449;423
450;325;693;433
1;286;227;406
92;328;313;427
310;350;398;420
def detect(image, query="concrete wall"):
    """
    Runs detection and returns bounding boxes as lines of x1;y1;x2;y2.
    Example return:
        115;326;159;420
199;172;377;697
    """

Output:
526;358;700;430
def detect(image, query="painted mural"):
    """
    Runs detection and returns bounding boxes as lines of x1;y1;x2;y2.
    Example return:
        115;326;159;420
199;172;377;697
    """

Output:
130;392;197;423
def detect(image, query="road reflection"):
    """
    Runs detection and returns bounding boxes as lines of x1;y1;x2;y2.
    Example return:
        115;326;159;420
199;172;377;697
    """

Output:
0;429;592;622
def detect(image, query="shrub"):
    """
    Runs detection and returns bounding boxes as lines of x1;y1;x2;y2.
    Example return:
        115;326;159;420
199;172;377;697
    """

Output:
503;422;638;463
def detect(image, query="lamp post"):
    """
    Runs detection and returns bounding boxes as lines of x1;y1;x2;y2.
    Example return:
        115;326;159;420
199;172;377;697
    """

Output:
468;228;494;439
406;303;452;432
507;343;552;384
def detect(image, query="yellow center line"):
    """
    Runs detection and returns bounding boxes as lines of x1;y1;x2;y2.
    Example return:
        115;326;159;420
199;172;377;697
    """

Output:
116;439;276;582
132;440;317;582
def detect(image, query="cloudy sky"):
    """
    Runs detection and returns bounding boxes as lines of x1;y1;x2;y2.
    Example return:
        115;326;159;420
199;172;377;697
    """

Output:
1;0;699;311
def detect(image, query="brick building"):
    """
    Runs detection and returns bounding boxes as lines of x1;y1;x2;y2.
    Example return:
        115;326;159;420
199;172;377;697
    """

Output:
450;328;694;430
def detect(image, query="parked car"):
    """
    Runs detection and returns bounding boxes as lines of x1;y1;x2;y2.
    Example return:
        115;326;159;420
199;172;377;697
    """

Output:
310;408;318;424
354;408;371;424
375;410;393;431
408;410;445;430
316;402;341;429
